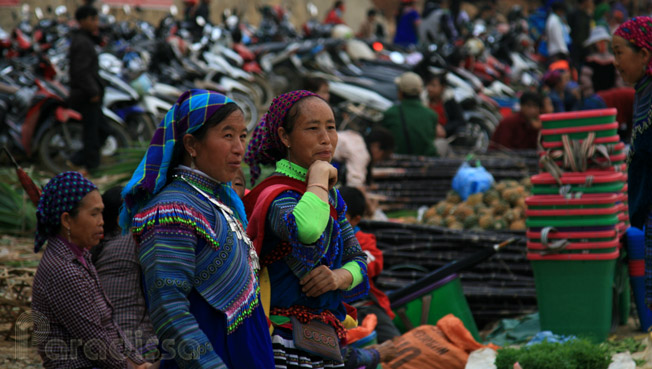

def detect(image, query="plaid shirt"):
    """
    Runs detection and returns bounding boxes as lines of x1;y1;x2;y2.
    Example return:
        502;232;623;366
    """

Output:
32;235;145;368
94;232;157;356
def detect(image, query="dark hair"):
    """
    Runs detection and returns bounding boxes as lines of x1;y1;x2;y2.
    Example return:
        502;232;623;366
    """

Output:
339;186;366;218
365;126;395;152
334;1;344;9
426;72;447;86
367;9;377;17
101;186;124;236
550;1;566;13
75;5;98;21
303;77;329;94
520;91;542;107
167;102;242;183
401;92;421;99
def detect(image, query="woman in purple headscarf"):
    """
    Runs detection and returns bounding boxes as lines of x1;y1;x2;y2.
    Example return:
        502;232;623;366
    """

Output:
243;91;377;368
613;17;652;309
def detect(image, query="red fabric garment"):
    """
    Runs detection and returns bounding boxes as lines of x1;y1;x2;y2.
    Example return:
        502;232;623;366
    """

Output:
597;87;635;134
324;9;344;25
356;230;395;320
243;175;337;256
489;112;539;150
429;102;447;125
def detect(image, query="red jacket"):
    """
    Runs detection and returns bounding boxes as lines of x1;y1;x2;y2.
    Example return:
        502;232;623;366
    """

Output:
356;230;395;320
489;112;539;150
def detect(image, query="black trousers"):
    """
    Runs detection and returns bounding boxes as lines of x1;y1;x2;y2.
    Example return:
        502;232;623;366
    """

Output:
72;102;108;170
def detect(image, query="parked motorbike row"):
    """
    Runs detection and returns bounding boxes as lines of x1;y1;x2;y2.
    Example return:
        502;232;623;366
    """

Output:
0;3;546;173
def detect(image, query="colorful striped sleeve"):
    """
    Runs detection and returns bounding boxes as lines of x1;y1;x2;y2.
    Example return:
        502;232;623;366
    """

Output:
135;202;228;369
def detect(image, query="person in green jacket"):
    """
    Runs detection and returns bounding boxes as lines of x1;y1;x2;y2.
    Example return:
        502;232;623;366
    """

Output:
381;71;443;156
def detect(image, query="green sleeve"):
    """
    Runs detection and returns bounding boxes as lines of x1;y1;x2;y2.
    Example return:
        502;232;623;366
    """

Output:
293;191;330;244
341;261;363;290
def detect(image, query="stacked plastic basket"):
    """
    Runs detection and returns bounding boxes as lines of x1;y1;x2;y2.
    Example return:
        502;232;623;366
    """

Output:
527;108;628;342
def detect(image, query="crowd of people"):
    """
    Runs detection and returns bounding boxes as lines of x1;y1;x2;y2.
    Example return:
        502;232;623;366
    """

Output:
26;0;652;368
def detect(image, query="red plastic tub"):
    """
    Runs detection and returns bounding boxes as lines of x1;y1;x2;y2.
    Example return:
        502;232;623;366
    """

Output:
527;239;620;251
541;135;621;149
528;249;619;261
540;108;617;122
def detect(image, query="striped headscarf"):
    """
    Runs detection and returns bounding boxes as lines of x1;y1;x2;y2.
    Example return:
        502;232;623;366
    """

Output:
244;90;319;185
614;17;652;76
120;89;236;231
35;171;97;252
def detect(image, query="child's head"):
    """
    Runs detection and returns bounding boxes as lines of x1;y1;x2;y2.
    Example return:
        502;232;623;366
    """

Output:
365;127;395;162
425;72;447;101
339;186;366;228
519;91;542;122
102;186;124;235
303;77;330;102
613;17;652;85
232;169;246;198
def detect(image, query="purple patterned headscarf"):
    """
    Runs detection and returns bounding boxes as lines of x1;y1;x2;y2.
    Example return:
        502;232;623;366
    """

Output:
614;17;652;76
244;90;320;184
35;171;98;252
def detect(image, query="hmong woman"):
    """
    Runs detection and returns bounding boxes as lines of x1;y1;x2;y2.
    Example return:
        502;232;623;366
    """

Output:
613;18;652;310
243;90;378;368
32;171;149;368
120;90;274;368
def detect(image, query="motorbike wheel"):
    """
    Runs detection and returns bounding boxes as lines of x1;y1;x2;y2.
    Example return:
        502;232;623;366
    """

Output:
230;91;260;132
125;113;156;144
38;119;131;174
467;120;491;154
253;74;274;108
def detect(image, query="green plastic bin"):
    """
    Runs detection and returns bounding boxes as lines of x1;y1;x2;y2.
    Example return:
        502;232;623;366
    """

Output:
391;274;480;341
528;250;619;342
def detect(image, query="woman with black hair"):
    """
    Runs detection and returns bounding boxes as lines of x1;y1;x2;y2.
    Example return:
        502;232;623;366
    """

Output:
92;186;159;361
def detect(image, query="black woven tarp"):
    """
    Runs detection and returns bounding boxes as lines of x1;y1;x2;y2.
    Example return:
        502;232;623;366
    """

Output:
370;151;540;211
359;220;536;329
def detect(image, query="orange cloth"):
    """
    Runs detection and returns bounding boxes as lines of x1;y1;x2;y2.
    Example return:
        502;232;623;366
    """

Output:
346;313;377;344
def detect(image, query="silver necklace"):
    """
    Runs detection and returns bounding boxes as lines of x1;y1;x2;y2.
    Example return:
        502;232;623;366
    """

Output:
178;175;260;271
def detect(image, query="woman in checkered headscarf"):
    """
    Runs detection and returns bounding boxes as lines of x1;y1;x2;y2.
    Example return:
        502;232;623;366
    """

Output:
121;89;274;368
32;171;149;368
613;17;652;311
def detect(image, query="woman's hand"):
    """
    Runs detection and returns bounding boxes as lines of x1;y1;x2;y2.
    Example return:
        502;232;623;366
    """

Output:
300;265;352;297
306;160;338;190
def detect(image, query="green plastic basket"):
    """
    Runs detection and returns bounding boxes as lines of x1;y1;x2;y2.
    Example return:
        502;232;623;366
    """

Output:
528;251;618;342
532;182;624;195
391;274;480;341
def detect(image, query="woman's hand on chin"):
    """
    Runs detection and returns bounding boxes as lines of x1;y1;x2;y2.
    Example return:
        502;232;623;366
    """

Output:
300;265;352;297
306;160;338;190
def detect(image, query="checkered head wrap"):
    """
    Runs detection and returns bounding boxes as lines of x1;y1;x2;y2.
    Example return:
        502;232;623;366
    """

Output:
614;17;652;76
35;171;97;252
244;90;320;185
120;89;234;231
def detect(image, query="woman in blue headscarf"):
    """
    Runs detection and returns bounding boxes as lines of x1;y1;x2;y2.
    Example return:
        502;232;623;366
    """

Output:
120;90;274;368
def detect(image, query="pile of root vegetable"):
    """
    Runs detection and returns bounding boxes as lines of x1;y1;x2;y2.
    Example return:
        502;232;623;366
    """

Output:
421;178;532;231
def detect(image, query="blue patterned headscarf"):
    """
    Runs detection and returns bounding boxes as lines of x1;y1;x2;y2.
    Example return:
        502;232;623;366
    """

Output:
120;89;247;231
35;171;97;252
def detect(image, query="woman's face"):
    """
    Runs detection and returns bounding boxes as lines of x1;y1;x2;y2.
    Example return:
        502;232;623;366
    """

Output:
426;78;443;101
613;35;649;85
190;109;247;183
65;190;104;249
280;97;338;169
